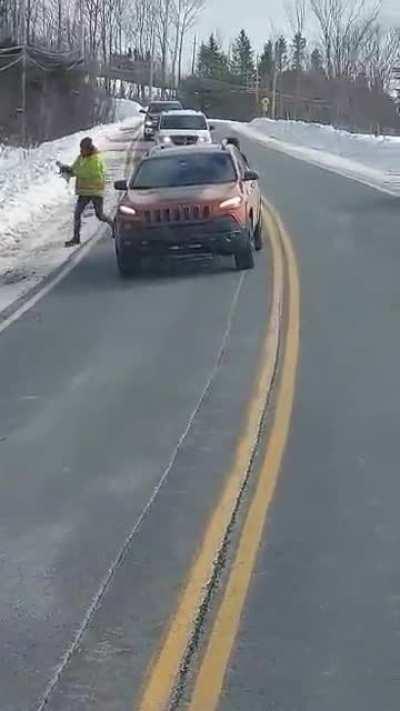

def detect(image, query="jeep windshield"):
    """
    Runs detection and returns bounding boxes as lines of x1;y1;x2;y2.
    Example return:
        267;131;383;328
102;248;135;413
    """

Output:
160;115;208;130
148;102;182;114
131;153;236;189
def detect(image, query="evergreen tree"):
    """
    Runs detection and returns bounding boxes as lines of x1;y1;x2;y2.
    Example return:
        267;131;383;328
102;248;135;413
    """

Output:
274;35;288;74
231;29;255;85
258;41;274;78
310;47;324;74
197;34;229;80
291;32;307;72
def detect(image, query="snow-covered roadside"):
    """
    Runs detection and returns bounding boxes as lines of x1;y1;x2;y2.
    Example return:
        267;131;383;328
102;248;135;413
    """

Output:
228;118;400;195
0;105;142;252
114;98;142;121
0;108;142;314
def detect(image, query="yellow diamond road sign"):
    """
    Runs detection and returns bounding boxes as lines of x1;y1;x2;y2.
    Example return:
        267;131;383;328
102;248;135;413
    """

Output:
262;97;270;112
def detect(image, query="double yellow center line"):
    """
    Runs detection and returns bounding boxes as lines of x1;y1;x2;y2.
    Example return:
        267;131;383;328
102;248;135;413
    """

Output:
137;200;300;711
188;205;300;710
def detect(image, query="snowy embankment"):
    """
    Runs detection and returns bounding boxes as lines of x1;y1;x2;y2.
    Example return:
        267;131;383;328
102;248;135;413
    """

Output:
0;100;142;314
231;118;400;195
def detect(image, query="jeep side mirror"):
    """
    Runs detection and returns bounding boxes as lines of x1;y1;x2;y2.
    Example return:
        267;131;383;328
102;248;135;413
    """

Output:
114;179;128;191
243;170;259;181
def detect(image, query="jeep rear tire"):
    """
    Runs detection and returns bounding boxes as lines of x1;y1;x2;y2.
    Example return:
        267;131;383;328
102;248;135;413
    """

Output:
235;243;254;271
116;248;140;278
254;214;263;251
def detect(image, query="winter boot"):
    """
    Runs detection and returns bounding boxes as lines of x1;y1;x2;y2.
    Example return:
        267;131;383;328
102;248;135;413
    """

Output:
65;237;81;248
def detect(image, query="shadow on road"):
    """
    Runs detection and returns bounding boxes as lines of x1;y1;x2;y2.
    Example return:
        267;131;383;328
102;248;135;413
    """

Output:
134;255;236;280
72;242;239;294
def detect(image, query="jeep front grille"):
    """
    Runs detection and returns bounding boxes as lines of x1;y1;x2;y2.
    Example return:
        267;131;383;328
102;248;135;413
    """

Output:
171;135;198;146
143;205;212;225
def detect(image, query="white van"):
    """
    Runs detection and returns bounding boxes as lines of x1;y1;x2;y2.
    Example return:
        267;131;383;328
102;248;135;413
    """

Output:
155;110;214;147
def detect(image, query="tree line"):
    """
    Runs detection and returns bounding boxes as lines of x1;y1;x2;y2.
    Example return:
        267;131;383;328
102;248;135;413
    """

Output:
0;0;206;145
0;0;205;89
198;0;399;92
1;0;399;134
195;0;400;131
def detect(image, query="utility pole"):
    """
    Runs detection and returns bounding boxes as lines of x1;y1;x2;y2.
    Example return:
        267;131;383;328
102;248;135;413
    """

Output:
79;0;84;58
21;46;27;145
149;33;155;101
20;0;27;145
149;1;156;102
255;54;260;113
393;67;400;113
191;35;197;76
149;6;156;102
271;66;278;120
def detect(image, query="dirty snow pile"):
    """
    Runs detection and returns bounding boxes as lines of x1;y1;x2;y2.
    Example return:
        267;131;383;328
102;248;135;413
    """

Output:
0;102;142;313
233;118;400;194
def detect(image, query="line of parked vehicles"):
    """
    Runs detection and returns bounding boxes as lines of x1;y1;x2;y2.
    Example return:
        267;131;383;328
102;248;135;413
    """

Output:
142;100;214;146
112;100;263;277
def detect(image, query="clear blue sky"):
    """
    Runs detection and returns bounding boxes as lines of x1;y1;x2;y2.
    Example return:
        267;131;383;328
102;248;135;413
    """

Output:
197;0;400;53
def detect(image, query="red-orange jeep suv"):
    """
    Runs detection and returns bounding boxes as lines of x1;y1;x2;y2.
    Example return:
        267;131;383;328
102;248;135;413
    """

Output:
113;143;262;276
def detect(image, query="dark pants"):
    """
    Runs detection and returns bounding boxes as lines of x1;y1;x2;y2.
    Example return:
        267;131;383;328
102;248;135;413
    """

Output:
74;196;112;241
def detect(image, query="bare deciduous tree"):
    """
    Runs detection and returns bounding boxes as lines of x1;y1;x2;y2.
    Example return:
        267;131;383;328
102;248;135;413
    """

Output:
155;0;173;91
310;0;381;79
171;0;204;86
0;0;201;95
286;0;307;36
363;24;400;91
309;0;335;76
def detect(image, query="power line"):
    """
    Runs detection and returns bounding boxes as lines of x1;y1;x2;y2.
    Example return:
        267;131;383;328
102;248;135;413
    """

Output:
0;55;22;72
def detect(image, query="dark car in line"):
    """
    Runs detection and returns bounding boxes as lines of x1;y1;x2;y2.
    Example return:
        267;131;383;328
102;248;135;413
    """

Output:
141;100;183;141
113;144;263;277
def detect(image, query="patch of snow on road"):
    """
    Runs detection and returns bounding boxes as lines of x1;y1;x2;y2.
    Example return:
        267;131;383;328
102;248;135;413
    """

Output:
114;98;143;121
231;118;400;195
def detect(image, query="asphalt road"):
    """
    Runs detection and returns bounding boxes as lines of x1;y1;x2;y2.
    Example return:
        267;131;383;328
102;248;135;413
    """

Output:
213;129;400;710
2;127;400;711
0;179;269;709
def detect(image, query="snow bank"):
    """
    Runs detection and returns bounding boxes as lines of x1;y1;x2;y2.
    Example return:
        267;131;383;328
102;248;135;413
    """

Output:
113;98;143;121
0;111;141;253
0;111;142;313
231;118;400;195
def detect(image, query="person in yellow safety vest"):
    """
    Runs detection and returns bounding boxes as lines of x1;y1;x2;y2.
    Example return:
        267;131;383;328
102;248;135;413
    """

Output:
58;137;113;248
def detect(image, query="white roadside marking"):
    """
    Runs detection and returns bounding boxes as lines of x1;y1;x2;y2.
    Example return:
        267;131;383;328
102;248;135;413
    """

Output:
216;120;400;198
257;138;400;197
0;233;105;335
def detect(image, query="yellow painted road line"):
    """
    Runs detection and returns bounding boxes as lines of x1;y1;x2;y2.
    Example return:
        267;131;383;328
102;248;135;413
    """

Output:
137;209;284;711
188;203;300;711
